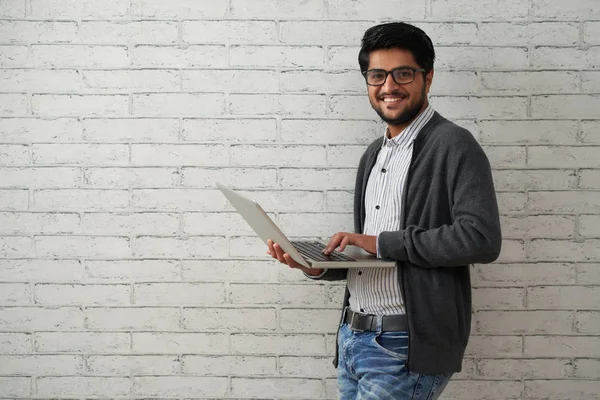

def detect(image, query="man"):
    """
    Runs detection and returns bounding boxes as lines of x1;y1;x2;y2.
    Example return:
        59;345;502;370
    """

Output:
267;22;501;399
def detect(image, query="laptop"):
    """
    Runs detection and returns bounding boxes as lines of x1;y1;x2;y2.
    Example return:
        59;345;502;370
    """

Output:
216;183;396;269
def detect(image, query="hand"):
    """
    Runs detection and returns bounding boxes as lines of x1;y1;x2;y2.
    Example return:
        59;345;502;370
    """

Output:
266;239;324;276
324;232;377;255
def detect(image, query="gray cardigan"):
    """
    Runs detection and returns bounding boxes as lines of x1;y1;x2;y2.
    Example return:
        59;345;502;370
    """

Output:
318;111;502;374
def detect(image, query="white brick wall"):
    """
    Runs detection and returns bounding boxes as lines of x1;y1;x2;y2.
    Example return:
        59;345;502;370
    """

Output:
0;0;599;398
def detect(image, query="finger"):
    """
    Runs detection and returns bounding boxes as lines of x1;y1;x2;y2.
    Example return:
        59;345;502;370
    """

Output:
338;235;351;252
283;253;302;269
266;239;276;258
324;233;341;254
273;243;287;264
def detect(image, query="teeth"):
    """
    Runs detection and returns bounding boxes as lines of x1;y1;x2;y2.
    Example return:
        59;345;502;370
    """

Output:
383;97;402;102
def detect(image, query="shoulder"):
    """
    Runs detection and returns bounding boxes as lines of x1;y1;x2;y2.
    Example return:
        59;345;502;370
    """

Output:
426;116;483;155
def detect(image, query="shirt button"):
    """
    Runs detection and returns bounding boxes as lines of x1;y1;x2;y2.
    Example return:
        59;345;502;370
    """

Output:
358;271;362;275
375;205;380;210
381;168;387;173
360;308;365;312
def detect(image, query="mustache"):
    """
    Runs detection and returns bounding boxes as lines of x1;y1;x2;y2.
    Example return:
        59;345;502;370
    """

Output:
377;91;408;100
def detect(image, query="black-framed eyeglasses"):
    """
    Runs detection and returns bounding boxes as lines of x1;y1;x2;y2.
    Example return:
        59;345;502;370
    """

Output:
362;67;426;86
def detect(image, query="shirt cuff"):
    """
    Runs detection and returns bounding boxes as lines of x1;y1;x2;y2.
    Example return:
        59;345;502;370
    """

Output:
303;269;328;279
376;234;381;259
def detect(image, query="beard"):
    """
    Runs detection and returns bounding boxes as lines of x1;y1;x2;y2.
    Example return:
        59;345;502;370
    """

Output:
372;86;427;126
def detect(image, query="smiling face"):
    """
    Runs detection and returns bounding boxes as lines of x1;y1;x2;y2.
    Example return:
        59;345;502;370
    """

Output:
366;48;434;136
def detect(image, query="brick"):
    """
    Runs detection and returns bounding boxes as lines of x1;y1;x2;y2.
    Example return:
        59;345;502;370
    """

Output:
182;212;258;235
412;22;478;45
0;93;27;115
134;376;228;398
0;117;81;143
32;45;128;68
34;190;129;210
81;212;178;235
0;377;30;397
134;236;227;258
478;358;573;379
0;167;80;188
0;144;28;166
183;307;276;331
0;236;30;257
232;145;326;167
183;20;276;44
500;215;575;238
327;145;368;167
278;212;353;237
182;69;277;93
327;46;360;69
493;170;576;191
86;260;179;282
0;212;79;234
466;335;522;357
0;283;30;305
84;167;179;188
525;380;600;400
584;22;600;45
326;190;354;212
532;0;600;19
231;45;323;68
133;93;225;117
132;45;227;67
134;283;225;305
496;239;526;262
37;377;131;398
0;259;84;282
237;190;324;212
280;70;363;93
83;69;180;91
132;189;226;211
0;20;77;43
528;336;600;357
528;286;600;309
79;21;178;44
182;355;276;376
88;355;179;375
281;119;379;144
228;235;268;259
532;46;600;69
182;260;277;283
0;355;83;375
431;96;527;119
132;0;227;18
35;235;130;258
582;71;600;93
281;308;340;333
581;120;600;143
84;118;177;143
182;118;276;143
433;0;528;19
32;144;128;166
231;0;324;18
431;71;482;95
0;306;82;330
529;146;600;168
472;288;524;309
231;377;323;399
33;94;129;117
31;0;129;18
436;47;529;69
281;21;370;45
230;94;327;116
133;332;228;353
474;263;576;287
86;307;180;330
529;191;600;213
483;145;526;168
229;283;326;306
280;356;335;378
578;263;600;284
476;22;579;45
529;239;600;262
35;284;130;305
479;120;577;144
497;192;526;213
574;358;600;378
442;380;522;399
0;0;24;17
0;69;81;92
36;332;130;353
0;45;29;67
482;71;579;94
0;332;31;353
329;95;375;119
576;311;600;333
181;167;277;189
476;310;574;334
580;214;600;237
231;333;327;355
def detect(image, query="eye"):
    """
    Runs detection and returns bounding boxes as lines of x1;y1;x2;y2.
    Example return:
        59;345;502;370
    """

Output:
369;70;386;80
396;69;413;78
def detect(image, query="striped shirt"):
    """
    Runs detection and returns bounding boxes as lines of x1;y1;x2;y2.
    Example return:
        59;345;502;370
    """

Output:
348;105;435;315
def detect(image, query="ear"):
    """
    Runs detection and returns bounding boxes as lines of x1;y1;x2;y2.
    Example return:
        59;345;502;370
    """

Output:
425;68;434;94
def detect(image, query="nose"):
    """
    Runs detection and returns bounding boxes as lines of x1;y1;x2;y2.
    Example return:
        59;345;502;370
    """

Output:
381;72;401;93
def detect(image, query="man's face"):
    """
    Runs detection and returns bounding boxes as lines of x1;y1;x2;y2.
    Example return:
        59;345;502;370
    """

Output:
365;48;433;127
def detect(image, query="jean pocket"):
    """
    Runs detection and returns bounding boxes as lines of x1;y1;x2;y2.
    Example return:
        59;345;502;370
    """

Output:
372;331;409;360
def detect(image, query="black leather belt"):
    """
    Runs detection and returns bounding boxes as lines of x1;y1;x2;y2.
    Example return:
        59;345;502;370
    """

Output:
344;308;408;332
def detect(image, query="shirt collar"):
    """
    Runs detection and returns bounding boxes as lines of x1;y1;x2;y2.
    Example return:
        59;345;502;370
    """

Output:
381;104;435;148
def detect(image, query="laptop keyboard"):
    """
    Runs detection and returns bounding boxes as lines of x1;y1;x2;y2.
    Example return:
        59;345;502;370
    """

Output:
291;241;355;262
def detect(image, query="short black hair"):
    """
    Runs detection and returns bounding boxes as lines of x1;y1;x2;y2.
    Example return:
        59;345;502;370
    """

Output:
358;22;435;73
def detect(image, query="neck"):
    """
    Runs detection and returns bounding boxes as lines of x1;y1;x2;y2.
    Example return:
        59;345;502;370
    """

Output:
386;101;429;139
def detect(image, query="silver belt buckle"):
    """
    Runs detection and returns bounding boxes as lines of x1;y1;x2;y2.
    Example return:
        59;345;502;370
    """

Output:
350;311;365;332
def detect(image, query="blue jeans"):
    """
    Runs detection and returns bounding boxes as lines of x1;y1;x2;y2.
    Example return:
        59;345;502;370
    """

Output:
337;322;452;400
